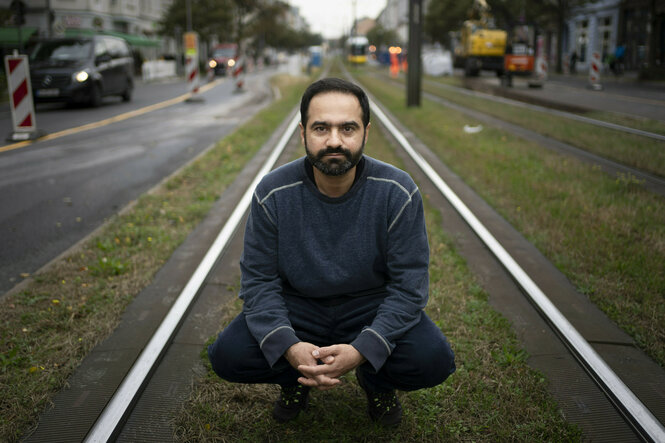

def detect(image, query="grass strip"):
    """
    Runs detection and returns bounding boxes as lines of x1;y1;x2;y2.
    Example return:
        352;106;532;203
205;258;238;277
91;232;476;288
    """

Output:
424;72;665;136
173;100;581;441
355;70;665;368
411;71;665;178
0;74;312;442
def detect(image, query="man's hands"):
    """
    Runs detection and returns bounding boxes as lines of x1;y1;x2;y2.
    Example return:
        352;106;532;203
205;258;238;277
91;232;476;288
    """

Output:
285;342;366;391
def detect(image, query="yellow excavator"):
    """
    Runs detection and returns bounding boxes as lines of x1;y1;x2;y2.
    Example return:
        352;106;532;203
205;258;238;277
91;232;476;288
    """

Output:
453;0;507;77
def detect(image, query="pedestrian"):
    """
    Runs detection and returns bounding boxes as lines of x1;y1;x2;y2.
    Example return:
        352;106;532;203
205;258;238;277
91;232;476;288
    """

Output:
570;51;577;74
613;43;625;75
208;77;456;427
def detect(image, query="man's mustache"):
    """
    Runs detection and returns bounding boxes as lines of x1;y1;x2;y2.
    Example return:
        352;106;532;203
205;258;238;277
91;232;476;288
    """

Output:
320;146;349;156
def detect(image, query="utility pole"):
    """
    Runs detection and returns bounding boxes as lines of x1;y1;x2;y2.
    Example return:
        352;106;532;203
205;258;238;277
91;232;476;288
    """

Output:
10;0;26;53
407;0;423;107
352;0;357;36
186;0;192;31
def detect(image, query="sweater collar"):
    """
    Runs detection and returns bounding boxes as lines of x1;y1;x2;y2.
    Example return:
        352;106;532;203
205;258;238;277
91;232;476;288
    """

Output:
303;156;368;202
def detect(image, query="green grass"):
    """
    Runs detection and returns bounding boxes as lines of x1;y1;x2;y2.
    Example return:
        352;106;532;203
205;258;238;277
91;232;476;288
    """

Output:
173;92;580;441
354;69;665;368
0;74;313;443
415;72;665;177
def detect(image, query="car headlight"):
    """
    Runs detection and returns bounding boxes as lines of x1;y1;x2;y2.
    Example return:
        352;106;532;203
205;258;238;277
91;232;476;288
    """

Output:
227;59;235;67
74;70;89;83
209;60;217;68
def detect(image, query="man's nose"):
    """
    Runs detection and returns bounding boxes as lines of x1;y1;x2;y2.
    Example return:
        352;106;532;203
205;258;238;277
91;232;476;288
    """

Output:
328;128;342;146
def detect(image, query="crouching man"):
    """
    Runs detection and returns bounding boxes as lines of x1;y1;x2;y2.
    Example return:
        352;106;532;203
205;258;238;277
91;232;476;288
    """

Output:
208;78;455;426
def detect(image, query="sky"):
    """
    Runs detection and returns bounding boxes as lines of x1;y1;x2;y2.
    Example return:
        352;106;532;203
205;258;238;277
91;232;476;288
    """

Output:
286;0;387;40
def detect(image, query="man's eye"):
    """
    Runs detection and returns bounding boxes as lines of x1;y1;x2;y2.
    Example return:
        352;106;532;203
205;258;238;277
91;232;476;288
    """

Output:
314;127;326;132
343;126;355;133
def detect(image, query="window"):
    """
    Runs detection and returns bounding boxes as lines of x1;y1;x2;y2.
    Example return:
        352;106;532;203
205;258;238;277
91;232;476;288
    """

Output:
104;37;129;58
575;20;588;62
599;16;613;60
94;39;108;58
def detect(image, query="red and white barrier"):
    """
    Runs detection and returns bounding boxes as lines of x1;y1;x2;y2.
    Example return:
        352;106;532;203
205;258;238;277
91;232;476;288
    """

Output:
589;51;602;90
185;55;199;94
4;54;41;141
183;31;203;102
232;56;245;92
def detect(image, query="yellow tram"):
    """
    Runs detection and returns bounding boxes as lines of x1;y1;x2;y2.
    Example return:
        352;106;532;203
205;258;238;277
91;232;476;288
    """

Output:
347;36;369;64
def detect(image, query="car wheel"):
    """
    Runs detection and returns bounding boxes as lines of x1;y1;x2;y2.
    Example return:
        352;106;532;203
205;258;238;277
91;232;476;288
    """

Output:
121;78;133;102
89;83;102;107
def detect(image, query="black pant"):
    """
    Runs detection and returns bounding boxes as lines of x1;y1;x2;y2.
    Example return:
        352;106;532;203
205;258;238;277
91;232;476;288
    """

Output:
208;293;456;392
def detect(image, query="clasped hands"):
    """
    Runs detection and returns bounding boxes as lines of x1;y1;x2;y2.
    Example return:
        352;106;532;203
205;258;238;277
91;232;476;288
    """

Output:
285;342;366;390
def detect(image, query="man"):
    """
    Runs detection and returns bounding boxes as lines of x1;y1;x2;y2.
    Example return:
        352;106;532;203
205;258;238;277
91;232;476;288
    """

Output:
208;77;455;426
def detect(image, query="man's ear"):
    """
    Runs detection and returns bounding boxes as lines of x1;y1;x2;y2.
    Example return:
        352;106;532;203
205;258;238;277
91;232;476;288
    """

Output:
299;122;305;143
364;122;371;143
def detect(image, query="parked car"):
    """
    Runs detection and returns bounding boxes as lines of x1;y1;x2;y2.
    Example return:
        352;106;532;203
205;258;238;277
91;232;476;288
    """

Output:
208;43;237;76
29;35;134;107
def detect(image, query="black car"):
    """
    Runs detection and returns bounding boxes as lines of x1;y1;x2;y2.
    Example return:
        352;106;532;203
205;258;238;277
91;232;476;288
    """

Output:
29;35;134;107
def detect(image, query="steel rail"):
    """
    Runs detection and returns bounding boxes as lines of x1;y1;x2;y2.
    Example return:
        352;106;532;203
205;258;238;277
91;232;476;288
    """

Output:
424;78;665;142
84;110;302;443
369;98;665;442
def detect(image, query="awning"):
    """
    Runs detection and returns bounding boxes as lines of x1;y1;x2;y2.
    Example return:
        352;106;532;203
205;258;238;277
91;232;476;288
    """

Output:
0;27;38;46
64;28;162;48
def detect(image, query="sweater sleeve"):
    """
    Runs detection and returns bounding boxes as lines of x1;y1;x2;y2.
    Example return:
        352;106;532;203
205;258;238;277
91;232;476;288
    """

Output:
239;191;300;367
351;186;429;371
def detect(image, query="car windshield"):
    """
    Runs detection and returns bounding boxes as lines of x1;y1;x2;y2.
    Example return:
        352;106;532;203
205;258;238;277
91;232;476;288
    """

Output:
213;48;235;58
30;40;92;62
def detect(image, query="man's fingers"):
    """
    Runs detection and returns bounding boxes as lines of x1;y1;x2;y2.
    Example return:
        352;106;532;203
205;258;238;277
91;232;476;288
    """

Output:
313;345;339;359
298;376;319;387
297;375;340;389
298;363;334;378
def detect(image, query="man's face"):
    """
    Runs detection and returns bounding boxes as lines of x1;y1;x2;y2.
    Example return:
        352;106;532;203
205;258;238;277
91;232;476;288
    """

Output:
301;92;369;176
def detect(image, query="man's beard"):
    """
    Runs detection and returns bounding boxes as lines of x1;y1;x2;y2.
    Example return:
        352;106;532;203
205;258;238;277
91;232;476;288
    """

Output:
305;136;365;177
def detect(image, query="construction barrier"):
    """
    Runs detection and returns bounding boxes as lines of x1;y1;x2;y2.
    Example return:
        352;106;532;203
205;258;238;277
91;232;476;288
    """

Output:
185;55;199;94
183;31;202;101
535;56;548;82
232;55;245;92
589;51;602;90
4;54;42;141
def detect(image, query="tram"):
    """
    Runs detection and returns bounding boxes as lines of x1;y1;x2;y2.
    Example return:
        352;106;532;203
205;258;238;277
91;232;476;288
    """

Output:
347;35;369;64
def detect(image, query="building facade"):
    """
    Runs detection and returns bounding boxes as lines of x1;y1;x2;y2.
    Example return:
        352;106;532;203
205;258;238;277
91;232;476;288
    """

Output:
2;0;169;38
0;0;167;57
564;0;664;74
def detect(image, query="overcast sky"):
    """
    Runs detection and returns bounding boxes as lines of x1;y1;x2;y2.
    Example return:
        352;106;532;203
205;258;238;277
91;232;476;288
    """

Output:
286;0;387;39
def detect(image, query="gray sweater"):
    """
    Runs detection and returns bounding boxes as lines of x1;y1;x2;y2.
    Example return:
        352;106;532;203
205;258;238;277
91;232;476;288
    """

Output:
239;155;429;371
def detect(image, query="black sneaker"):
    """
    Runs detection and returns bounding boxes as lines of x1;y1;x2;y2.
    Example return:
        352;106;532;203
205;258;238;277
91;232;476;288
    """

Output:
272;384;310;423
356;371;402;427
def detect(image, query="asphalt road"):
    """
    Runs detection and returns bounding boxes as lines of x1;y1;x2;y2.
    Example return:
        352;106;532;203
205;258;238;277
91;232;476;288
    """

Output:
0;68;276;296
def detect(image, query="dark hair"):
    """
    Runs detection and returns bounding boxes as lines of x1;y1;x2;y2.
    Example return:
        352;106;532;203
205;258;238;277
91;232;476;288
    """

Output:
300;77;370;128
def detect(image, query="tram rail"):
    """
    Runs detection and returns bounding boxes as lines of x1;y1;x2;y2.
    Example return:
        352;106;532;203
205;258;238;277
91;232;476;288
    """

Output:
24;69;665;442
372;71;665;197
426;77;665;142
366;91;665;442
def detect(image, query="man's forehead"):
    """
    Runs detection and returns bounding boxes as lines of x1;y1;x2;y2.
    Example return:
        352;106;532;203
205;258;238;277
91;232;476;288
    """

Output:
308;92;362;123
